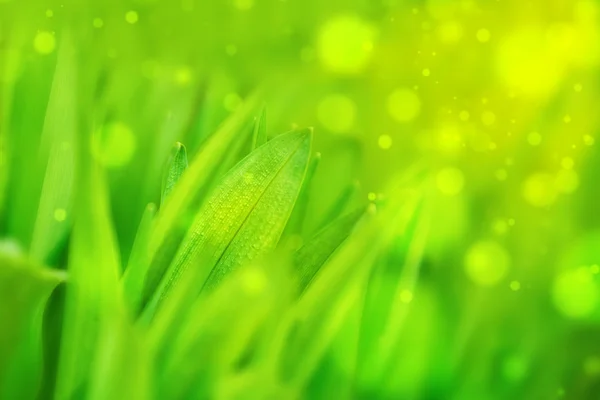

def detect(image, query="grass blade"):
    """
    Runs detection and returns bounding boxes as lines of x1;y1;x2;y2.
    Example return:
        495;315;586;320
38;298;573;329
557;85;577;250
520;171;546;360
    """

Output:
55;149;124;399
251;106;267;150
139;93;261;311
122;203;157;312
0;253;66;400
29;33;77;265
294;207;365;292
143;128;312;318
161;142;188;207
283;152;321;238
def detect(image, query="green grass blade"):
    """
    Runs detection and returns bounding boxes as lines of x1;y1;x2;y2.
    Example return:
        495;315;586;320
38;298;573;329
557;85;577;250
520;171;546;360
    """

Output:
318;180;360;229
55;154;124;399
274;184;423;388
0;253;66;400
294;207;365;292
122;203;157;312
283;151;321;238
139;93;261;310
29;34;77;265
251;106;267;150
356;197;430;387
161;142;188;207
143;128;312;318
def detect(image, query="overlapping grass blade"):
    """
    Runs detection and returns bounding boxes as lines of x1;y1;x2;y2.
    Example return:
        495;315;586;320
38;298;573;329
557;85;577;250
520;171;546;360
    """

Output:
251;106;267;150
143;128;312;317
356;196;430;390
55;150;124;399
29;34;77;265
283;152;321;238
293;207;365;292
273;183;423;388
160;142;188;207
139;93;261;311
154;259;295;399
122;203;157;312
0;253;66;399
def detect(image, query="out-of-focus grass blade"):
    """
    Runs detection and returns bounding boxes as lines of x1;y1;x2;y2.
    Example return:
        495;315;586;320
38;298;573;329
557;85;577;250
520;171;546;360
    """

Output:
55;151;124;399
29;34;77;265
273;183;423;389
0;29;20;229
122;203;157;312
154;259;295;399
139;93;261;312
318;180;360;229
143;128;311;318
294;207;365;292
0;253;65;400
251;106;267;150
284;152;321;238
356;196;430;389
160;142;188;207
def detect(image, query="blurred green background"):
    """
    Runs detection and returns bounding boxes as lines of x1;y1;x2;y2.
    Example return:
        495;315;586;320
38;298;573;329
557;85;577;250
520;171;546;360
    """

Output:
2;0;600;398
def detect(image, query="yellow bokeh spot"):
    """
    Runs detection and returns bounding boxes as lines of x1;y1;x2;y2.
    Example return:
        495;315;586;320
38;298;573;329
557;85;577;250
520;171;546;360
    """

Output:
496;28;565;97
436;167;465;196
574;83;583;92
317;94;356;133
555;169;579;194
242;268;267;295
553;267;599;319
367;192;377;201
438;21;463;43
495;169;508;181
584;357;600;376
522;172;557;207
93;18;104;28
459;110;470;121
387;88;421;122
125;11;139;24
92;122;137;168
465;240;511;286
33;31;56;55
174;67;192;85
399;290;413;304
476;28;491;43
317;15;376;75
527;131;542;146
378;134;392;149
234;0;254;10
561;157;574;169
223;93;242;112
563;114;572;123
584;135;595;146
54;208;67;222
510;280;521;291
481;111;496;126
225;45;238;56
46;9;53;18
422;68;431;77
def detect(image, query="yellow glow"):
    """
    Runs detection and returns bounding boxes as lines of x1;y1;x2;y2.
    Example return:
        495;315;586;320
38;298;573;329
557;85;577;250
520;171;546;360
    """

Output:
436;167;465;196
317;94;356;133
553;267;599;319
522;173;557;207
476;28;491;43
92;122;137;168
387;88;421;122
33;31;56;55
125;11;139;24
465;240;511;286
317;15;376;75
378;134;392;149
